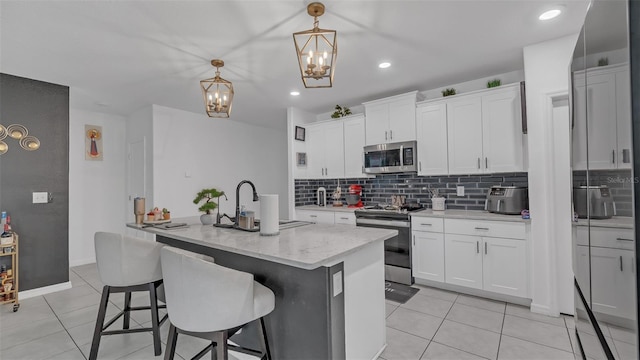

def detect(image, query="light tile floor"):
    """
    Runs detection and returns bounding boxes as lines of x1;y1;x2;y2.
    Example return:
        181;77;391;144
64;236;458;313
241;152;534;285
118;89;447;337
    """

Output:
0;264;632;359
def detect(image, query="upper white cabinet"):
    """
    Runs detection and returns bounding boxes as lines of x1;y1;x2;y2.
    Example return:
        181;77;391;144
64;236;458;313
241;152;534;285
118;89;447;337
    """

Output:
447;84;524;175
342;115;368;178
305;121;345;179
416;102;448;175
573;64;632;170
363;92;418;146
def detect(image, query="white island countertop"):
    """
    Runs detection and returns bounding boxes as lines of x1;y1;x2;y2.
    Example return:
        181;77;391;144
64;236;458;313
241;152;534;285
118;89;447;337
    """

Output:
127;216;396;270
412;209;531;223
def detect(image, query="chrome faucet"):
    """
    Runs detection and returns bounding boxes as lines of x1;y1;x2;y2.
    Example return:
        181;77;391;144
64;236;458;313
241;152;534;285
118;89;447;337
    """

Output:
235;180;259;227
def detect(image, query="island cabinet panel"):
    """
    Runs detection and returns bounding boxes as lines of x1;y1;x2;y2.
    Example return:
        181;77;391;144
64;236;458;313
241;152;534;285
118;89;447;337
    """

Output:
156;235;346;360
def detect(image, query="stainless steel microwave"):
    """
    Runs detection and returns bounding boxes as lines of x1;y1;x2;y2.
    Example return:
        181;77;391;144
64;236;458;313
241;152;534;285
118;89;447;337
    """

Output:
363;141;417;174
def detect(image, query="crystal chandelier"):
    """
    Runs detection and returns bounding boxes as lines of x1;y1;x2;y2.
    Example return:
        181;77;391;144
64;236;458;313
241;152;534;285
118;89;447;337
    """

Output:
200;59;234;118
0;124;40;155
293;2;337;88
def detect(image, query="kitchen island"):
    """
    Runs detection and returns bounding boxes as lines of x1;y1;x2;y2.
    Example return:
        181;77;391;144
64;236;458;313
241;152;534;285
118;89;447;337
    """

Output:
127;217;396;360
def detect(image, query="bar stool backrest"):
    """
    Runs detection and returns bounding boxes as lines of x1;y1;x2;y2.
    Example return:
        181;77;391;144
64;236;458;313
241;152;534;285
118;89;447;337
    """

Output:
160;246;255;332
94;232;163;287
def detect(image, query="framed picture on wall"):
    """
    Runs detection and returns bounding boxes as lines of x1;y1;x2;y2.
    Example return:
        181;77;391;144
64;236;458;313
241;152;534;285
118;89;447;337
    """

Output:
295;126;305;141
85;125;103;161
296;152;307;166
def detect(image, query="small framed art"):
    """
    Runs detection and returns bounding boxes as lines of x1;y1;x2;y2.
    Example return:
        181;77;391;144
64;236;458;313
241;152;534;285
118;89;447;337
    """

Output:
295;126;305;141
296;152;307;166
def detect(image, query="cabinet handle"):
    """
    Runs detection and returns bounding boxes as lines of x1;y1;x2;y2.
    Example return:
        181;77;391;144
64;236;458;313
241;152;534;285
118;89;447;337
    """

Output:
321;168;324;176
385;131;388;141
476;241;480;254
325;167;328;176
420;223;432;226
310;215;318;218
485;242;488;254
613;150;616;164
477;158;481;169
413;235;415;246
390;130;393;140
485;157;488;169
620;255;623;271
339;217;349;220
474;227;490;230
616;238;634;242
419;161;422;172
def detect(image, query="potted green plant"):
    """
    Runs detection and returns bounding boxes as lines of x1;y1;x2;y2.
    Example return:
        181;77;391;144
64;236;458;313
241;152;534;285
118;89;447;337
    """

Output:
162;208;170;220
331;105;352;118
441;88;456;97
193;188;225;225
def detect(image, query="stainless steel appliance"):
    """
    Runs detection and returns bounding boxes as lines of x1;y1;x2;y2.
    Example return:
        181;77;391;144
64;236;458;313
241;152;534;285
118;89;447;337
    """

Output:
363;141;417;174
355;203;423;285
317;187;327;207
573;185;616;219
484;185;528;215
571;2;638;359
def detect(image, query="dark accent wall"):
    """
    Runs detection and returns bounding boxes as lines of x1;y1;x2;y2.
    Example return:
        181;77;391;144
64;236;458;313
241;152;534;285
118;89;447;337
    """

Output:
0;73;69;290
295;172;528;211
572;169;633;217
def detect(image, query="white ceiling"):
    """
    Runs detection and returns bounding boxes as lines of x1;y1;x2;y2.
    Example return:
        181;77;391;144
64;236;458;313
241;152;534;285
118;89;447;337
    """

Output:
0;0;590;129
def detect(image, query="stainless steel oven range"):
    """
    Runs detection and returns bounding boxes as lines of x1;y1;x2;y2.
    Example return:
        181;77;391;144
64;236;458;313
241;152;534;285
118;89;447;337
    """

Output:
355;204;422;285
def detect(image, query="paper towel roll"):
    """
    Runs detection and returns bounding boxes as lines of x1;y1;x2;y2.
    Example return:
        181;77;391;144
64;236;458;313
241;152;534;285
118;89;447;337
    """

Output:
260;194;279;236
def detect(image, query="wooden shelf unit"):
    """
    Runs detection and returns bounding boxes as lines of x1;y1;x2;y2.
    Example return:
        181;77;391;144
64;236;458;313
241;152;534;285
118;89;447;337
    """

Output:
0;233;19;312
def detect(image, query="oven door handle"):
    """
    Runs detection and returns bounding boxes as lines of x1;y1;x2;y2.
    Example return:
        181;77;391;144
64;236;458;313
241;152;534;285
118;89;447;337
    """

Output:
356;218;410;228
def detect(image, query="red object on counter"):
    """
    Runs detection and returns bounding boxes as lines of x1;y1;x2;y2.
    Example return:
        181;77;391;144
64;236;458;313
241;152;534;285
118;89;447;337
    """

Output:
347;185;364;208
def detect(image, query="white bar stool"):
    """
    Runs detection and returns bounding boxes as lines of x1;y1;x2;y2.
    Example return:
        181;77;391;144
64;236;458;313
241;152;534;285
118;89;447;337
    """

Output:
160;246;275;360
90;232;168;360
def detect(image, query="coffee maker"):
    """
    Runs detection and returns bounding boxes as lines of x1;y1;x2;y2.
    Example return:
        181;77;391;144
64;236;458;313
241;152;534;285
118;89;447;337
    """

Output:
346;185;363;208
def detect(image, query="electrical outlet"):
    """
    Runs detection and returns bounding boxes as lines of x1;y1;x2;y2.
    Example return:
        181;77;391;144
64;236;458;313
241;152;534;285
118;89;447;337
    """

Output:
456;186;465;196
33;192;48;204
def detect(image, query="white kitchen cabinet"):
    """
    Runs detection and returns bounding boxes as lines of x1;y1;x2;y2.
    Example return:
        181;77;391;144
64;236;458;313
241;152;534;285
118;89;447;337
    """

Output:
447;96;483;175
334;212;356;225
343;115;368;178
296;209;335;224
444;218;529;297
411;217;445;282
444;234;483;289
416;102;448;175
481;87;524;173
305;121;345;179
447;84;524;175
572;65;631;170
363;92;418;146
575;225;636;321
482;237;527;297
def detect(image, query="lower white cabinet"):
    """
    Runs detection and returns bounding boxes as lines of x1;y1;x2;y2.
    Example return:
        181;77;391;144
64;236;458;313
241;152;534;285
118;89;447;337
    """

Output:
576;243;636;320
295;209;356;225
444;233;527;297
412;231;445;282
444;234;483;289
296;209;335;224
482;237;527;297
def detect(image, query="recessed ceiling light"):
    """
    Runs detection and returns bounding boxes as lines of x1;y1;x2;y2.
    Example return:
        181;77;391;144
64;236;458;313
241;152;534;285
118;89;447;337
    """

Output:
539;8;562;20
290;91;300;96
378;62;391;69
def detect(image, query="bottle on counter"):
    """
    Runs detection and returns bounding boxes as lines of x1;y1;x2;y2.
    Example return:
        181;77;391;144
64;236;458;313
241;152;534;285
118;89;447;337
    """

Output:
1;224;13;245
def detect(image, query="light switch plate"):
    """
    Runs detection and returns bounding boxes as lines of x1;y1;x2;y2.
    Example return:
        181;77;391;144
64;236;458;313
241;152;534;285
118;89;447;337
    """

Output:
33;192;48;204
456;186;465;196
333;271;343;297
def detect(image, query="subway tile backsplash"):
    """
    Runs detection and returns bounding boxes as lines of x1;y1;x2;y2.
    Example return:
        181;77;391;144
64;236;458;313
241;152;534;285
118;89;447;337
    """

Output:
295;172;529;211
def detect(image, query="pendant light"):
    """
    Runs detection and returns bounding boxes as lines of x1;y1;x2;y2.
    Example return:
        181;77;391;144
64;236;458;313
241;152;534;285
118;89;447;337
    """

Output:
293;2;337;88
200;59;234;118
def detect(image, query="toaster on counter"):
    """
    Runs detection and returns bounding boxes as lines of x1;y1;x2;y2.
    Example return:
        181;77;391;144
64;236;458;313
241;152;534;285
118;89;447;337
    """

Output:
485;186;529;215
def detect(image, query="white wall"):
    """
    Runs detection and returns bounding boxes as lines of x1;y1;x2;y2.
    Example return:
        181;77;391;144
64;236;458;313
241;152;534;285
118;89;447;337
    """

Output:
152;105;288;220
286;107;316;218
523;34;579;316
68;108;126;266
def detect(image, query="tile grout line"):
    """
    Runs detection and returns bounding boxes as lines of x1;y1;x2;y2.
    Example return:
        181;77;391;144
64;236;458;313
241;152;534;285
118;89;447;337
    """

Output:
42;295;88;360
495;303;506;360
418;294;457;358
